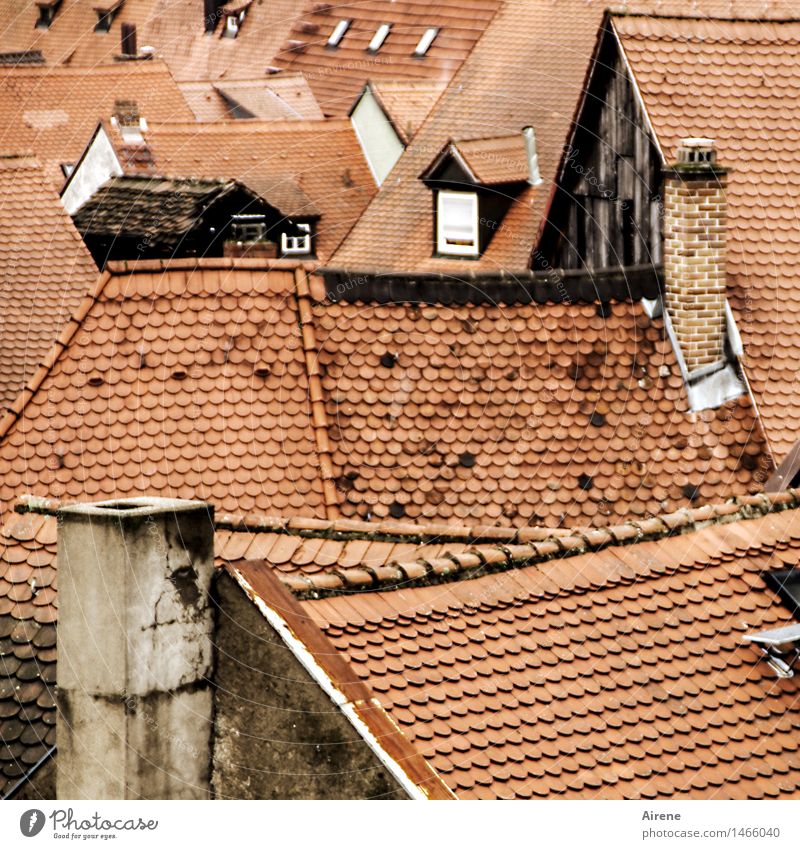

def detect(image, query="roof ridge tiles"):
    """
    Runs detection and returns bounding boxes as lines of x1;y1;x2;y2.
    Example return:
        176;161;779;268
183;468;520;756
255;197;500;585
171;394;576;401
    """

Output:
276;490;800;597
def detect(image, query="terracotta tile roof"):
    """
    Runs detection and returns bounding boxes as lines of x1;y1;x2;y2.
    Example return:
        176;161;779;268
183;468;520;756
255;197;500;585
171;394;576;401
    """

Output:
0;261;331;520
0;0;303;82
310;296;770;527
611;13;800;465
0;61;193;186
178;75;323;123
6;488;800;797
139;120;376;262
0;155;98;408
272;0;504;117
0;510;57;799
330;0;800;275
296;504;800;798
367;80;446;144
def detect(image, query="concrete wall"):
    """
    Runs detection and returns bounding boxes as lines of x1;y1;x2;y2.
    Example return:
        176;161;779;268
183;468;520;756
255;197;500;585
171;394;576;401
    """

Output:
57;498;215;800
213;571;407;799
350;87;405;187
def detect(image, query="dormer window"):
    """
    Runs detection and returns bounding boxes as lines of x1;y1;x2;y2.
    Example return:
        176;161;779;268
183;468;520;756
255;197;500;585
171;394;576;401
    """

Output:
94;0;124;32
436;191;478;256
367;23;391;53
327;19;350;48
36;0;61;29
281;223;312;256
223;11;243;38
413;27;439;56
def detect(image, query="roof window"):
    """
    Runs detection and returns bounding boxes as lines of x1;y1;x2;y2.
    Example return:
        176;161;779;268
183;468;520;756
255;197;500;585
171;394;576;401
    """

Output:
413;27;438;56
93;0;124;32
765;568;800;616
281;223;312;256
436;190;478;257
744;623;800;679
223;10;244;38
367;23;391;53
327;19;350;47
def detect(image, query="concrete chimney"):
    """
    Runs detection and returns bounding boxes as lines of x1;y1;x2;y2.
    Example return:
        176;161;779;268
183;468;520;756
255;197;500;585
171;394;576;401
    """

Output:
663;138;728;376
56;497;215;800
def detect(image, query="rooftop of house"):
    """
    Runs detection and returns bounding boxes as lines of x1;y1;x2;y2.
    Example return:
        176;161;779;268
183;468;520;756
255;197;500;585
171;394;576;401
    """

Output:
0;0;303;82
0;261;332;521
6;490;800;797
228;495;800;800
0;61;193;186
0;154;98;408
131;119;376;262
271;0;504;117
178;74;324;123
72;175;244;236
606;11;800;466
329;0;800;276
0;260;772;531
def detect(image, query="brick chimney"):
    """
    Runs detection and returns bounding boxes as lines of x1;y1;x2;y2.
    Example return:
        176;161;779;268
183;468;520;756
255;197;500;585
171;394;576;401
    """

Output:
663;138;728;376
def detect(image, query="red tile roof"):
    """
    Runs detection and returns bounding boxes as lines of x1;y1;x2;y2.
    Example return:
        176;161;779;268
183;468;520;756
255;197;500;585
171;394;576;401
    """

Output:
0;155;98;408
0;261;331;520
0;0;304;83
311;297;770;527
367;80;446;144
330;0;800;275
292;503;800;798
140;119;376;262
611;13;800;463
272;0;504;117
0;61;193;186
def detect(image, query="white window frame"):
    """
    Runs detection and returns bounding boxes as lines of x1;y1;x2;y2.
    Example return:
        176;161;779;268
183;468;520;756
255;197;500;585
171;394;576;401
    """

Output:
414;27;439;56
224;11;244;38
327;19;350;47
367;23;391;52
281;222;312;255
436;190;479;256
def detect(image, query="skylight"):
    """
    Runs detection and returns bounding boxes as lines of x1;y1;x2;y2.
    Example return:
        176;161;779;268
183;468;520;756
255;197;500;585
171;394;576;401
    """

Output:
367;23;391;52
413;27;439;56
327;19;350;47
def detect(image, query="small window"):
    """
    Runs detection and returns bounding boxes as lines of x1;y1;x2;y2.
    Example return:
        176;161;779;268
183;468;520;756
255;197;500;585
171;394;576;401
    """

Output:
327;19;350;48
367;23;391;53
231;214;267;243
413;27;438;56
223;12;243;38
36;1;60;29
765;569;800;616
281;223;312;255
437;191;478;256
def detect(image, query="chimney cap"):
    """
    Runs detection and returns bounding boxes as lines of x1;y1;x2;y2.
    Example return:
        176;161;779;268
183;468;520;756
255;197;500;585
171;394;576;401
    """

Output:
669;136;728;177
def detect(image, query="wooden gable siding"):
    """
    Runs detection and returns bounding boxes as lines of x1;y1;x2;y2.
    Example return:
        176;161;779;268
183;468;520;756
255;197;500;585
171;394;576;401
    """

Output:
541;24;662;272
